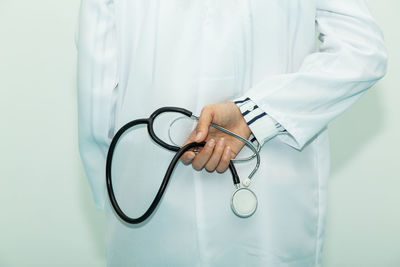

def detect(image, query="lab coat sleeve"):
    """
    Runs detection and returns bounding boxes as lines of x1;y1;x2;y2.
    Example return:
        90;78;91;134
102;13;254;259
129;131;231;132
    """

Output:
243;0;388;150
76;0;118;210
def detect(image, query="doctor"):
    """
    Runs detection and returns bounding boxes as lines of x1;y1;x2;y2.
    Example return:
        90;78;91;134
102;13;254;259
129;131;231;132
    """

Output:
77;0;387;266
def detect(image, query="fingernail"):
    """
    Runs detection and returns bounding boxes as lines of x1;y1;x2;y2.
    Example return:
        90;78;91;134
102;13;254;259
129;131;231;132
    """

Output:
218;138;225;146
195;131;202;141
208;139;215;147
187;153;195;160
225;146;231;155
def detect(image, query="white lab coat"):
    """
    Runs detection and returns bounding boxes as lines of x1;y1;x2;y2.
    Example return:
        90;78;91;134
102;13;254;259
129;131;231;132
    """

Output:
76;0;387;266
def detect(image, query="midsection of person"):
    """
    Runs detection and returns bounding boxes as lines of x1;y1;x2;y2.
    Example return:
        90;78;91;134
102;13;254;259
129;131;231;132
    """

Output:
107;1;326;266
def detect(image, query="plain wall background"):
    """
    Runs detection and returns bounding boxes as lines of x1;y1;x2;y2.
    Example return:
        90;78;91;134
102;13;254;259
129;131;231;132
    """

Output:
0;0;398;266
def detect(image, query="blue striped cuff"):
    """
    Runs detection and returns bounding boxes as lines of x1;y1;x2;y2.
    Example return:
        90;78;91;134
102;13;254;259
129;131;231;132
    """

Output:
233;97;285;145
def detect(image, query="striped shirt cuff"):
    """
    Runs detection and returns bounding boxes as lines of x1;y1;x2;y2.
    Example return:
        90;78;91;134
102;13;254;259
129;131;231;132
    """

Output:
233;97;285;145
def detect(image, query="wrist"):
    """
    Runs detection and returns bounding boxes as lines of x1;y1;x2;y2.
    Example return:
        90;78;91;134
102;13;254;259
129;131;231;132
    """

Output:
232;102;252;139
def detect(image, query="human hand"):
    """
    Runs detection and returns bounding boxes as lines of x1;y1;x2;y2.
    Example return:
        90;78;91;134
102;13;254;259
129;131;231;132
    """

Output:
180;102;251;173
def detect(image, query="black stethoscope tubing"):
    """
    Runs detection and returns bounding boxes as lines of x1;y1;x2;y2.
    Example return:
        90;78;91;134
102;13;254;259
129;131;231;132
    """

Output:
106;107;240;224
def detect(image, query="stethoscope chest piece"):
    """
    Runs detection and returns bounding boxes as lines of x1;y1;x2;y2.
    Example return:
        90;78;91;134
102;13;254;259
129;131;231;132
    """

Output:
231;187;258;218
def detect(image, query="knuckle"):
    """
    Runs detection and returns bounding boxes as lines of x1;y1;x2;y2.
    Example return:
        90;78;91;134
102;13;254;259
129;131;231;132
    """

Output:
197;152;206;159
201;105;214;116
216;147;224;155
205;147;213;155
202;105;211;112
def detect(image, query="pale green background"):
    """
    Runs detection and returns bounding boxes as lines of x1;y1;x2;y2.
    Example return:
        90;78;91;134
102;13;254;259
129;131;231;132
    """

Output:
0;0;398;266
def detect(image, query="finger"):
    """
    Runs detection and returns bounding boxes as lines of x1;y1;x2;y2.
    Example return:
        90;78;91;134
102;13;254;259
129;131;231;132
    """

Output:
216;146;231;173
204;138;225;172
180;130;197;163
181;151;196;164
195;106;214;142
192;139;215;170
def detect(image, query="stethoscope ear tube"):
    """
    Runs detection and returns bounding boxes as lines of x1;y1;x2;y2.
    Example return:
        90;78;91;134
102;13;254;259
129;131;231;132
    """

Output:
148;107;193;152
106;118;150;224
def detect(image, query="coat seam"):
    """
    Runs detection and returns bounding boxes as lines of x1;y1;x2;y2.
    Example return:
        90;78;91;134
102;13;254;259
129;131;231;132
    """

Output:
313;134;322;267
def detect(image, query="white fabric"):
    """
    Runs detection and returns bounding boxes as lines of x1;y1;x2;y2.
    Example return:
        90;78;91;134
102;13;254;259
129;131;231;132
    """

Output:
76;0;387;266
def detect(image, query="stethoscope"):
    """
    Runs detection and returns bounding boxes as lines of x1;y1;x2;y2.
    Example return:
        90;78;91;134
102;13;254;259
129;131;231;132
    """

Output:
106;107;260;224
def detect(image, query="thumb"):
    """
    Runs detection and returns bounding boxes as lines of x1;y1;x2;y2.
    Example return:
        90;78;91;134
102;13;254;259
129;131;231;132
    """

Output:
195;106;213;142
